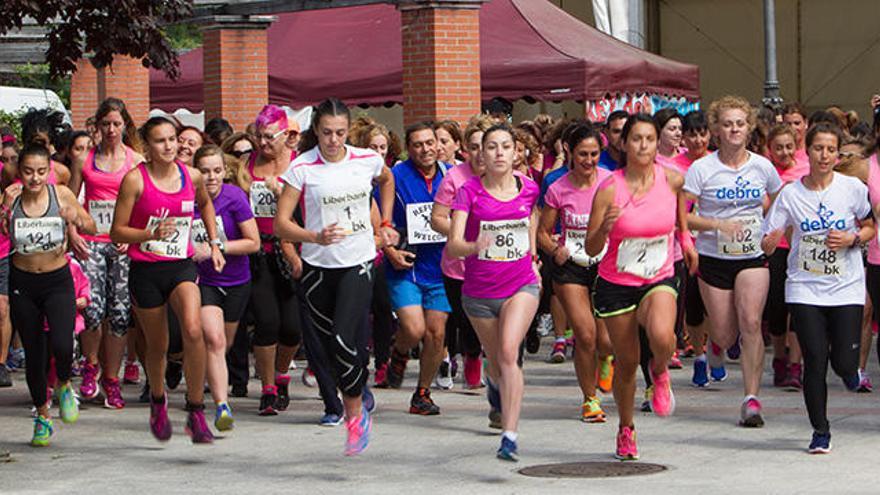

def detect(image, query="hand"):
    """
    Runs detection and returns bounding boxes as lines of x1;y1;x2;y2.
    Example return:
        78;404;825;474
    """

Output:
316;223;345;245
113;243;128;255
684;246;699;275
532;258;542;282
716;219;742;237
380;225;399;247
59;204;78;224
764;228;785;249
552;246;569;266
474;234;492;256
3;183;22;209
600;205;622;234
825;230;855;251
211;244;226;273
285;252;303;280
150;218;176;241
385;246;415;270
192;242;211;262
871;94;880;109
69;230;90;261
553;139;564;157
76;297;88;310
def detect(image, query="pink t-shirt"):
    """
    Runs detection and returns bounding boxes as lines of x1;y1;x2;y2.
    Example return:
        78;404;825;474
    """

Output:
544;169;611;266
598;164;677;287
866;155;880;265
451;174;540;299
127;163;196;263
435;162;478;280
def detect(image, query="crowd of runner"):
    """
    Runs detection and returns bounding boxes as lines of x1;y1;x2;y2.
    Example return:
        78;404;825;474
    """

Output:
1;92;879;460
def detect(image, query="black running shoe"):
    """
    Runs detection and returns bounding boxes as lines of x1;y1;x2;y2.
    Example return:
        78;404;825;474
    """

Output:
409;388;440;415
259;385;278;416
525;328;541;354
382;349;408;389
0;364;12;388
165;359;183;390
231;383;248;398
274;375;291;411
139;381;151;403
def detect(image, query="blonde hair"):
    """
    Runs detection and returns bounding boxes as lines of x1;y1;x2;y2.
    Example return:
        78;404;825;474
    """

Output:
224;153;251;191
708;95;757;132
463;114;495;144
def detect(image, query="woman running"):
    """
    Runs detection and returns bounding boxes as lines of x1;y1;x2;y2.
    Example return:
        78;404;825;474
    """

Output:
68;98;144;409
192;145;260;430
586;114;696;460
765;124;810;389
684;96;783;427
110;116;225;443
3;144;96;446
177;127;206;167
275;98;396;456
538;123;613;423
762;123;873;453
447;123;541;462
244;105;304;416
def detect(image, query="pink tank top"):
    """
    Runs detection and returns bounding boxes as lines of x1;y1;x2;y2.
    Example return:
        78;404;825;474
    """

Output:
248;151;295;253
81;146;134;243
598;163;677;286
0;161;63;258
866;155;880;265
127;163;196;263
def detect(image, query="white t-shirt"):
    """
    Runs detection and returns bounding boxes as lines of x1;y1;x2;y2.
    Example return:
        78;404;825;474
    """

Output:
763;173;870;306
281;145;384;268
685;151;782;259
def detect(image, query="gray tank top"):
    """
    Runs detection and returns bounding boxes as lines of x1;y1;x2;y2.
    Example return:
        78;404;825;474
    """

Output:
10;185;67;255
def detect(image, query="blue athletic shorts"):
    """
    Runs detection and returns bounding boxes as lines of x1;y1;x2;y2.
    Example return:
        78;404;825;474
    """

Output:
387;277;451;313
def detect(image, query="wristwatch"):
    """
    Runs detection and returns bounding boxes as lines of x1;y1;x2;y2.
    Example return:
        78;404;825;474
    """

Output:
210;238;225;252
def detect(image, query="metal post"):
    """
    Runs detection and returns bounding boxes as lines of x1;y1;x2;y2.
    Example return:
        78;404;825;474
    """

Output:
763;0;783;108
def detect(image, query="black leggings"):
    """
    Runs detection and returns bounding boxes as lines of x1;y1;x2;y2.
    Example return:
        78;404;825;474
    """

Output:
250;253;302;348
673;260;687;347
10;264;76;407
371;263;394;367
866;263;880;365
764;248;790;336
443;275;481;358
788;303;862;434
301;261;373;398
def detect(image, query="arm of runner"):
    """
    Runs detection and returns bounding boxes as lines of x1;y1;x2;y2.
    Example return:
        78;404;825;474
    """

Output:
430;203;451;237
537;206;566;265
447;209;488;258
669;168;698;274
109;168;169;244
375;165;398;246
57;185;97;236
586;184;616;257
225;217;260;256
274;184;343;245
192;167;225;273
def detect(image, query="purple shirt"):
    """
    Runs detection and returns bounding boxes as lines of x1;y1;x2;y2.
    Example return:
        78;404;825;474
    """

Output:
195;184;254;286
451;175;540;299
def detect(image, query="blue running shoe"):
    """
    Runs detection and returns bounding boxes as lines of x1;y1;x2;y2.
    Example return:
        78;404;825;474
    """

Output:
214;402;234;431
808;431;831;454
710;365;728;382
497;436;519;462
320;413;344;427
842;374;860;392
362;386;376;414
727;339;741;360
692;359;709;388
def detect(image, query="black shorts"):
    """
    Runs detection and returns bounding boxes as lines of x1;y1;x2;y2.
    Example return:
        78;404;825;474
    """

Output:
200;282;251;323
592;275;679;319
697;254;767;290
129;260;198;309
552;260;599;287
684;272;706;327
763;248;790;335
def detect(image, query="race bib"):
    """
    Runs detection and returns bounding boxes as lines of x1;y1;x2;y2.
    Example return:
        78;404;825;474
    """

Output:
191;217;226;245
798;234;846;276
406;202;445;245
717;215;761;256
478;218;530;262
141;216;192;259
616;235;668;279
249;181;277;218
14;217;65;255
320;188;371;236
564;228;604;267
88;200;115;234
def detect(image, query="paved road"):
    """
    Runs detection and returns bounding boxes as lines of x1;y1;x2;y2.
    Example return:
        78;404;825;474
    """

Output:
1;340;878;494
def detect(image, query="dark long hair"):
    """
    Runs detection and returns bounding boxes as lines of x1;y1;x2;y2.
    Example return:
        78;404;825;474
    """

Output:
95;98;142;153
297;98;351;153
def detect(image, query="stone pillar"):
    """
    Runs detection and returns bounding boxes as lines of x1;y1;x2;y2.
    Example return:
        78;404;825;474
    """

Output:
399;0;487;127
201;16;275;133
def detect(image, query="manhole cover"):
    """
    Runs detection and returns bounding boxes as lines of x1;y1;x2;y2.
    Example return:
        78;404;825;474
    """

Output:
519;461;667;478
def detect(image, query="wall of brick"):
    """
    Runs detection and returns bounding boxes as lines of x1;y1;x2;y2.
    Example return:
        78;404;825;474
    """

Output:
401;4;482;128
70;59;98;129
203;23;270;133
70;56;149;129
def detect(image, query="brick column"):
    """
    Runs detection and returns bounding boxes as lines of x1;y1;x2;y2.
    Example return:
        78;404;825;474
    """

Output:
399;0;487;128
70;59;99;129
201;16;275;133
100;55;151;125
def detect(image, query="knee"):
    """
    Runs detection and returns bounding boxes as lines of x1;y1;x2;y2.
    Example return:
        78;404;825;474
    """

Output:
573;333;596;353
496;345;519;369
204;330;226;354
180;317;204;344
426;326;445;348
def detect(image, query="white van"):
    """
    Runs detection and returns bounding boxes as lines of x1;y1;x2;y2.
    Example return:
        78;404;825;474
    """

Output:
0;86;71;124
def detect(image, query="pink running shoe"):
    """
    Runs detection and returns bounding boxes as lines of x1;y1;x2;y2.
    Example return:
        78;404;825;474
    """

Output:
149;393;172;441
615;426;639;461
649;361;675;417
668;351;683;370
80;362;100;400
739;397;765;428
374;363;388;388
185;407;215;444
123;361;140;385
101;377;126;409
463;355;482;389
344;407;372;456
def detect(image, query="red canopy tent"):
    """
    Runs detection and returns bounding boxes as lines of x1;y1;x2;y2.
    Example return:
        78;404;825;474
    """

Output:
150;0;699;112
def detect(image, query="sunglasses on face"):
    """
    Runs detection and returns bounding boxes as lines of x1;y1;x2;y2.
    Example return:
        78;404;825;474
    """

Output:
231;148;253;158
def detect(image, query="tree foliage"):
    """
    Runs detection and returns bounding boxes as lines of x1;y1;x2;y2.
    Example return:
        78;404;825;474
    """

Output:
0;1;193;79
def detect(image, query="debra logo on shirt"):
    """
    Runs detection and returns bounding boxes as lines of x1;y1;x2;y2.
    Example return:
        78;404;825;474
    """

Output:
800;204;846;232
715;176;762;201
